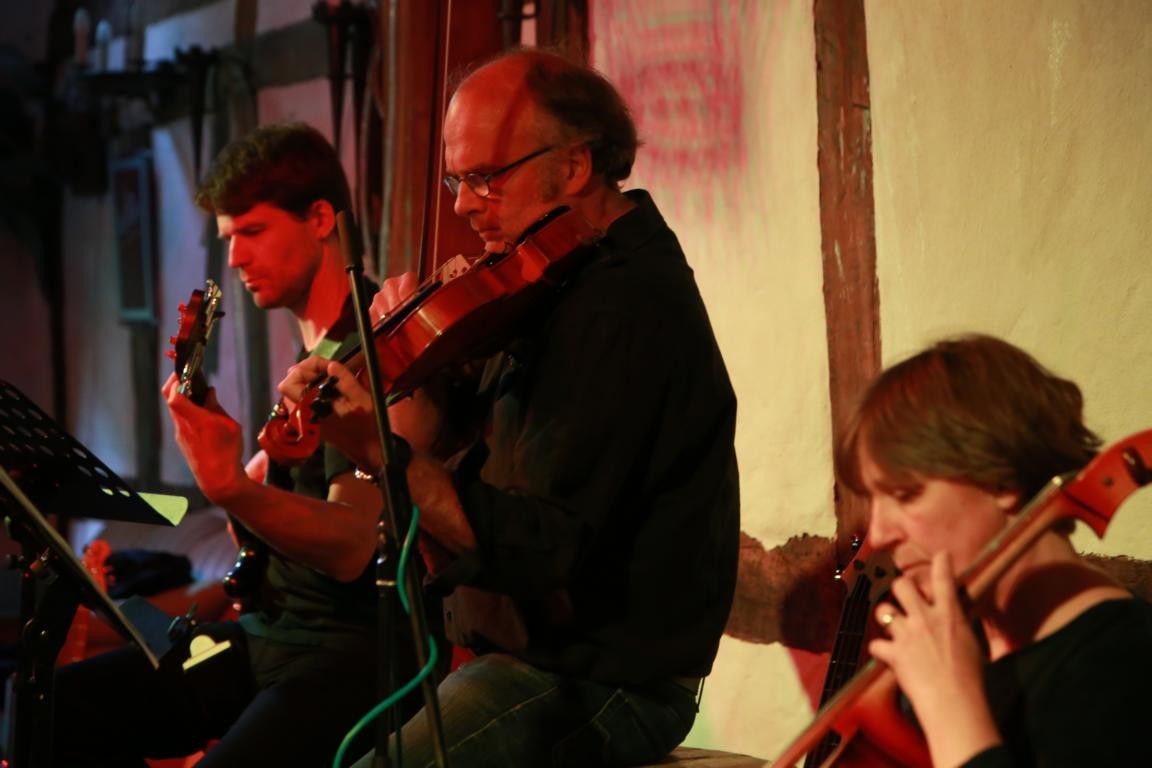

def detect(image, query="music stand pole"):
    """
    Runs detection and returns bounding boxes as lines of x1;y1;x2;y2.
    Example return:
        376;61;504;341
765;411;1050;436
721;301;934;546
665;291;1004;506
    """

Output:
336;213;449;768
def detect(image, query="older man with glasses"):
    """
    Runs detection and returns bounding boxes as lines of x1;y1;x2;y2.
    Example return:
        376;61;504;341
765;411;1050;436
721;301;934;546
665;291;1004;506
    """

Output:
283;47;739;768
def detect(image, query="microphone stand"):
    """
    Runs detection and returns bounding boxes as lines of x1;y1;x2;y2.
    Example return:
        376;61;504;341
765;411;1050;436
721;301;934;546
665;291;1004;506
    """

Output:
336;212;449;768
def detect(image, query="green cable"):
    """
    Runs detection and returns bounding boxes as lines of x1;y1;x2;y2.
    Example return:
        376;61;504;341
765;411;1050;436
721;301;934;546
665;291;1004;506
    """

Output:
332;505;439;768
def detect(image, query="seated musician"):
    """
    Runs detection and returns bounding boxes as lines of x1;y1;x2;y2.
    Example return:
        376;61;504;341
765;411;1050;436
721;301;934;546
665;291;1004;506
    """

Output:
837;334;1152;767
51;122;429;766
278;48;740;767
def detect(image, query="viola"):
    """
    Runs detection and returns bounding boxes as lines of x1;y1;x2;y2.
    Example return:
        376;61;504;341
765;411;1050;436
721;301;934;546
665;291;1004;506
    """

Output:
773;429;1152;768
258;206;603;465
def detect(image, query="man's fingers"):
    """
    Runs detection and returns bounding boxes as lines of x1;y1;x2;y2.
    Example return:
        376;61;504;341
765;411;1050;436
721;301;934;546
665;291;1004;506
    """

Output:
278;356;332;399
371;271;420;320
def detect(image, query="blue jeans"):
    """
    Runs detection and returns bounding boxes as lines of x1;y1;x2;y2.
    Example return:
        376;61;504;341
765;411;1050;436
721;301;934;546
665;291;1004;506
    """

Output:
353;653;698;768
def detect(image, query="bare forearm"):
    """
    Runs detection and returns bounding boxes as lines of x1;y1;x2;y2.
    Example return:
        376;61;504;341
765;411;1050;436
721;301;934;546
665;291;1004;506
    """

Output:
214;474;380;582
406;453;476;554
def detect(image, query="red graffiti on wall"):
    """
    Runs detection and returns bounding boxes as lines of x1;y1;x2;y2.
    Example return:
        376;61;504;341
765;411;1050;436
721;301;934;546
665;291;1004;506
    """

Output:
594;0;746;191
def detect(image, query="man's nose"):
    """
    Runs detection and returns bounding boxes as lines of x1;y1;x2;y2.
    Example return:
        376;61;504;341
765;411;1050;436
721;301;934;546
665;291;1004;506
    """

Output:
226;239;244;268
452;182;485;219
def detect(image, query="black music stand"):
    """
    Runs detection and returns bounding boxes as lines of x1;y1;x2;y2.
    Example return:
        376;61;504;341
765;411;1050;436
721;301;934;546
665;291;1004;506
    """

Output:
0;379;179;767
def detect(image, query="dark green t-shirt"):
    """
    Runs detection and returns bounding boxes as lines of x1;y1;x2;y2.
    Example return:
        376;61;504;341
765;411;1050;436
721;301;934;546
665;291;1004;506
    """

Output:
238;298;378;651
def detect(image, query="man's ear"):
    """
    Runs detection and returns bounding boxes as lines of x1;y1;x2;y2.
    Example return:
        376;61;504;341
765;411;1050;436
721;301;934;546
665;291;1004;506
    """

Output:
309;199;338;239
563;143;595;195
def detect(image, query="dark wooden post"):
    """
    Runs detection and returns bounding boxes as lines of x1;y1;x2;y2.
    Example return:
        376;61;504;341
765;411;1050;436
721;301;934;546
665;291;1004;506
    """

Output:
375;0;504;280
813;0;881;562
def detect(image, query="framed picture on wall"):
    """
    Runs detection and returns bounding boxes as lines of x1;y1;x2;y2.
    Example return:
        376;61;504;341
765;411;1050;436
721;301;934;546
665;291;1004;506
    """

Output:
111;150;156;324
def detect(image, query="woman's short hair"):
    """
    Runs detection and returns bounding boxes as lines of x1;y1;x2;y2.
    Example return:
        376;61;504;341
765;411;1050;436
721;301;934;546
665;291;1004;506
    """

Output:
837;334;1101;504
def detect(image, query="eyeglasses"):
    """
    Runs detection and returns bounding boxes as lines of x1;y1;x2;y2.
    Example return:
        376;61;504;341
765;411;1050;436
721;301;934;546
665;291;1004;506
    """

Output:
442;146;554;198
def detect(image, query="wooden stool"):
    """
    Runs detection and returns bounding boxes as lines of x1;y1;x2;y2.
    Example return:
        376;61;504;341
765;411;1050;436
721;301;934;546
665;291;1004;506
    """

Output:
640;745;768;766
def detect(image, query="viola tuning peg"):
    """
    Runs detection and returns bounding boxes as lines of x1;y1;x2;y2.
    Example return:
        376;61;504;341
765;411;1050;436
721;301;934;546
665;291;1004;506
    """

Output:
165;350;177;360
169;336;178;345
318;378;340;400
311;399;333;420
178;303;187;312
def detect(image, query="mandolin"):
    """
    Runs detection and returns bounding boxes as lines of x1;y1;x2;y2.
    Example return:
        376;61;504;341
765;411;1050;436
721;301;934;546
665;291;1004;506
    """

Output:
169;280;265;605
170;279;224;404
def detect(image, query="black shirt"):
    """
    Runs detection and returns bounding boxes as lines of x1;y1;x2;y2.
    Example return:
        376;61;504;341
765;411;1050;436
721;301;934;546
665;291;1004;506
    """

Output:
441;190;740;685
963;597;1152;767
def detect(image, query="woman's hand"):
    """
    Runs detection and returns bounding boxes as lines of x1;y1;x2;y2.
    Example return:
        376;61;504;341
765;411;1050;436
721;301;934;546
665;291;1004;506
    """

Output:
868;552;1000;767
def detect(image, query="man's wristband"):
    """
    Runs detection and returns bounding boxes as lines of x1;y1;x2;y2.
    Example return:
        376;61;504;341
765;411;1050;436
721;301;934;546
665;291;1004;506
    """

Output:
353;467;379;484
352;435;412;484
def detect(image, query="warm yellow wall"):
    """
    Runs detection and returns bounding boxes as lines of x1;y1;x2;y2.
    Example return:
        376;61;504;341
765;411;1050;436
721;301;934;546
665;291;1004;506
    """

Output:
867;0;1152;560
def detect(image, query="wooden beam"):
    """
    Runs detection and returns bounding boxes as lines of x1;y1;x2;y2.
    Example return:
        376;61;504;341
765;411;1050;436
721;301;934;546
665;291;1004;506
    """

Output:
377;0;504;279
813;0;881;562
536;0;590;61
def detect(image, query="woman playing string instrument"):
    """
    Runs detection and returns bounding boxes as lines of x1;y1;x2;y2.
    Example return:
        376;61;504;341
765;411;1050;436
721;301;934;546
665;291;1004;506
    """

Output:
836;334;1152;767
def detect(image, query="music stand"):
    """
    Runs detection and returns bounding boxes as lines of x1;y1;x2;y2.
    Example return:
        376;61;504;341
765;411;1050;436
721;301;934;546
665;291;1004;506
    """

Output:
0;379;179;766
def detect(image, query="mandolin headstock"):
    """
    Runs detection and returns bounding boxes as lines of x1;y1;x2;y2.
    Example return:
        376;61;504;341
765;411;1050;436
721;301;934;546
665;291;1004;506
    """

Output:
168;279;224;406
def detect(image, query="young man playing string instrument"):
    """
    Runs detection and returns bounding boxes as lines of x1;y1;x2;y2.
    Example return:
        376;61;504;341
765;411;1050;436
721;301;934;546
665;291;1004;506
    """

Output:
835;334;1152;767
280;48;740;767
51;122;426;766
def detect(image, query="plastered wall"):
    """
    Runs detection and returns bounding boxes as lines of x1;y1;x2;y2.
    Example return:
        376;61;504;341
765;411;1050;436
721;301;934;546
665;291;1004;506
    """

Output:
866;0;1152;562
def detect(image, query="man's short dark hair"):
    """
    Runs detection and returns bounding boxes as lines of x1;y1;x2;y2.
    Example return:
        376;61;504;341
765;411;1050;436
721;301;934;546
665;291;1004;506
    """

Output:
836;334;1101;505
194;121;352;218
